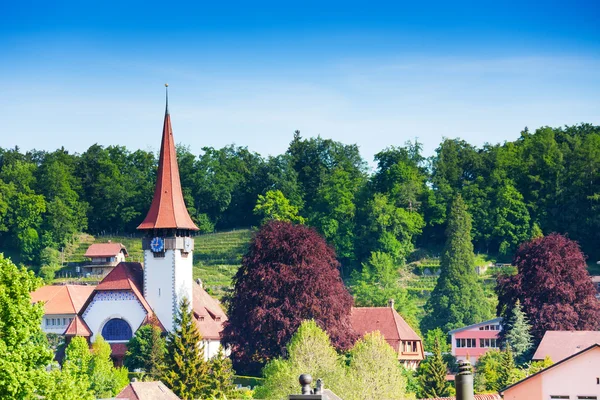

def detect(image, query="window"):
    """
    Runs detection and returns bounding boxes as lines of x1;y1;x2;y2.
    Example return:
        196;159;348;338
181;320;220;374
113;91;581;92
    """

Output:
153;251;165;258
101;318;132;341
63;318;67;326
577;397;597;399
550;396;569;399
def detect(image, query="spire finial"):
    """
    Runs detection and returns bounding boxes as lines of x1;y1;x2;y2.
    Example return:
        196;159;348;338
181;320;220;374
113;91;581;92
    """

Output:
165;83;169;115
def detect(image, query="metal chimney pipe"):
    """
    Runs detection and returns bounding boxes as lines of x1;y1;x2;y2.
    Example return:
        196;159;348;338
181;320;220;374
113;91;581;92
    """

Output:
455;360;474;400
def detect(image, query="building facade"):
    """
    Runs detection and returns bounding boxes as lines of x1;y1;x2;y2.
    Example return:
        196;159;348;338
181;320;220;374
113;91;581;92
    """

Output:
448;317;502;364
82;242;128;277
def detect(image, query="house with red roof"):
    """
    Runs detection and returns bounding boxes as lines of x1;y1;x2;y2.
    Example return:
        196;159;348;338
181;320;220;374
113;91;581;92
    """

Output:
533;330;600;363
30;284;95;335
116;380;181;399
82;241;128;277
350;300;424;369
32;88;228;365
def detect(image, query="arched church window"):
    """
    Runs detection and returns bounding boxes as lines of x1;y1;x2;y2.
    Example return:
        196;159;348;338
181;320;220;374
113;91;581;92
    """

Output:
101;318;132;341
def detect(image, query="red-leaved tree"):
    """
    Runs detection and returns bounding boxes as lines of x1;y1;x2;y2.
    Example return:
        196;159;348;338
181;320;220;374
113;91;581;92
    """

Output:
497;233;600;341
222;221;356;374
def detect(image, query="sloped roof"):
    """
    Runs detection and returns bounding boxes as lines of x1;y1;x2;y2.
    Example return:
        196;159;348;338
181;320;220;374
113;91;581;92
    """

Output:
533;330;600;362
84;242;127;258
137;90;198;231
351;306;421;341
192;282;227;340
502;343;600;394
447;317;503;335
64;315;91;336
31;284;95;314
116;381;181;400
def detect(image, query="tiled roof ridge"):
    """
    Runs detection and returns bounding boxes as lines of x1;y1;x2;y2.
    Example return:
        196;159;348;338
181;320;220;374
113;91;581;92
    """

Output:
65;285;76;313
130;382;141;400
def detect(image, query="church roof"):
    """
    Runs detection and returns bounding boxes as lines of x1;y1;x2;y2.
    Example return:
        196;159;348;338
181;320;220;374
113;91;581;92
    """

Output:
192;282;227;340
64;315;92;337
137;87;198;231
31;284;95;315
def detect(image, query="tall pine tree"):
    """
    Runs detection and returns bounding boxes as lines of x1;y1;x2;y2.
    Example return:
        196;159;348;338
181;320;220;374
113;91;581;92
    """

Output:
418;336;449;398
163;297;209;400
422;195;492;333
500;299;533;361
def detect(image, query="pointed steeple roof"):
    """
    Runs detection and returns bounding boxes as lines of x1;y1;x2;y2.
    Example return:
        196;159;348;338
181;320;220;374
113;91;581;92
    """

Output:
138;85;199;231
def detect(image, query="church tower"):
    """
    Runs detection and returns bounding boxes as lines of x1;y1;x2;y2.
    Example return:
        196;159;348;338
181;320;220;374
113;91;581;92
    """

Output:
137;85;199;332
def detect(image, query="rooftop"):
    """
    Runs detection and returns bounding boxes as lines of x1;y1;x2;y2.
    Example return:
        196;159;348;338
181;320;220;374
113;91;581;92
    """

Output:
351;306;421;341
116;381;181;400
533;330;600;362
84;242;128;258
30;284;95;315
447;317;503;335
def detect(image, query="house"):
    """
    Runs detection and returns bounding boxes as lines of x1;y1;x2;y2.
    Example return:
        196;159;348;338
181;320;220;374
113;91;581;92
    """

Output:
448;317;502;364
501;343;600;400
116;380;181;399
533;330;600;363
30;284;95;334
82;242;128;277
31;89;228;365
350;300;424;369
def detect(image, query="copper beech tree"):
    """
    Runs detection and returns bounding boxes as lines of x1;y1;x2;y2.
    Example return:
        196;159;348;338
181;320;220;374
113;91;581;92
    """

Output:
222;221;356;374
497;233;600;341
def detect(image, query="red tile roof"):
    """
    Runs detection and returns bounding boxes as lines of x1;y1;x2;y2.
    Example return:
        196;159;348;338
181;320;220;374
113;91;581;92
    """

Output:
64;315;91;336
31;284;95;315
84;242;127;258
533;330;600;362
193;282;227;340
137;92;198;231
351;306;421;341
116;381;181;399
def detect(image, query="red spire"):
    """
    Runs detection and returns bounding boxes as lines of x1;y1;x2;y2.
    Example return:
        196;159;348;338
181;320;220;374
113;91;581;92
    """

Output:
137;85;199;231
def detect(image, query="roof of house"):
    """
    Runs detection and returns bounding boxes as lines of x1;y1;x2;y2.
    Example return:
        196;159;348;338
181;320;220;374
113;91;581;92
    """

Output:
502;343;600;394
532;330;600;362
350;306;421;341
82;262;164;331
447;317;503;335
137;90;198;231
30;284;95;314
420;395;501;400
591;275;600;283
84;242;128;258
116;381;181;400
64;315;92;336
193;281;227;340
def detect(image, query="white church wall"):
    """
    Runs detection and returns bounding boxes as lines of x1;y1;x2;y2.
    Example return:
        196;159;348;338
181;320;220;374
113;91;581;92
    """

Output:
144;250;176;332
82;291;147;342
202;339;228;360
174;249;194;314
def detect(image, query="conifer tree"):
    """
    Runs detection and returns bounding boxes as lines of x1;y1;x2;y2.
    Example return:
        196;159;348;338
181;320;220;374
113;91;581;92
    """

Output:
124;323;166;379
501;299;533;361
422;195;492;333
205;347;236;399
163;297;209;400
418;337;449;398
498;343;517;388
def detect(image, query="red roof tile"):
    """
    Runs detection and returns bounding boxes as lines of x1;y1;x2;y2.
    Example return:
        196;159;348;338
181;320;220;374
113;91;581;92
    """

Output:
31;285;95;315
351;306;421;341
193;282;227;340
533;330;600;362
117;381;181;400
64;315;91;336
137;92;198;231
84;242;127;258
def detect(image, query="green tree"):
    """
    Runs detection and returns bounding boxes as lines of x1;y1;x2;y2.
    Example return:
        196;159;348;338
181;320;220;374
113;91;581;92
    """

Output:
424;328;450;353
205;347;236;400
500;300;533;361
417;337;450;398
345;332;408;400
124;323;166;379
37;364;94;400
492;182;531;257
254;320;345;400
254;190;305;224
163;297;209;400
0;254;54;399
422;195;493;333
498;344;517;388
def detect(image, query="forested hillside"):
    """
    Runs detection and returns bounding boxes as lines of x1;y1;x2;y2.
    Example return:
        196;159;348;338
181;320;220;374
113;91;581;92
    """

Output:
1;123;600;272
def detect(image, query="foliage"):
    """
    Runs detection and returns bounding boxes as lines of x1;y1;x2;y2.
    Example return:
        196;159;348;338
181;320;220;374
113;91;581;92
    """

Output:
497;233;600;341
344;332;408;400
424;328;450;353
421;195;493;333
417;336;450;398
222;221;356;374
254;320;346;400
205;347;237;400
254;190;305;224
500;299;533;361
351;251;419;329
124;323;166;379
163;297;210;400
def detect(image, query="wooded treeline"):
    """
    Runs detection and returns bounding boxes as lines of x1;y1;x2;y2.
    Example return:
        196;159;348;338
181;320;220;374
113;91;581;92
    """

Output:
2;123;600;266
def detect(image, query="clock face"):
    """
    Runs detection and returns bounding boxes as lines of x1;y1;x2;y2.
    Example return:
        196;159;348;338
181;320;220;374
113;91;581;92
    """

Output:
184;237;193;253
150;237;164;252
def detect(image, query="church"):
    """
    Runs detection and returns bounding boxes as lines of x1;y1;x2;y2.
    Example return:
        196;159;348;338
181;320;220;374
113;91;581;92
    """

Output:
31;88;227;363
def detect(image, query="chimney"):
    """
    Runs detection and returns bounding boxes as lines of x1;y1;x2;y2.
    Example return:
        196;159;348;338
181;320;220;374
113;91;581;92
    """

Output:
455;360;474;400
388;298;395;308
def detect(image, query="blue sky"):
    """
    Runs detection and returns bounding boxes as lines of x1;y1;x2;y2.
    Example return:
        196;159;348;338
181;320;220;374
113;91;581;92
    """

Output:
1;1;599;166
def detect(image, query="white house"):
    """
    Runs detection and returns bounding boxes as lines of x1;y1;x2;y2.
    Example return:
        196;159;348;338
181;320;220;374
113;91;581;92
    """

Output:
30;284;95;334
82;242;128;277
